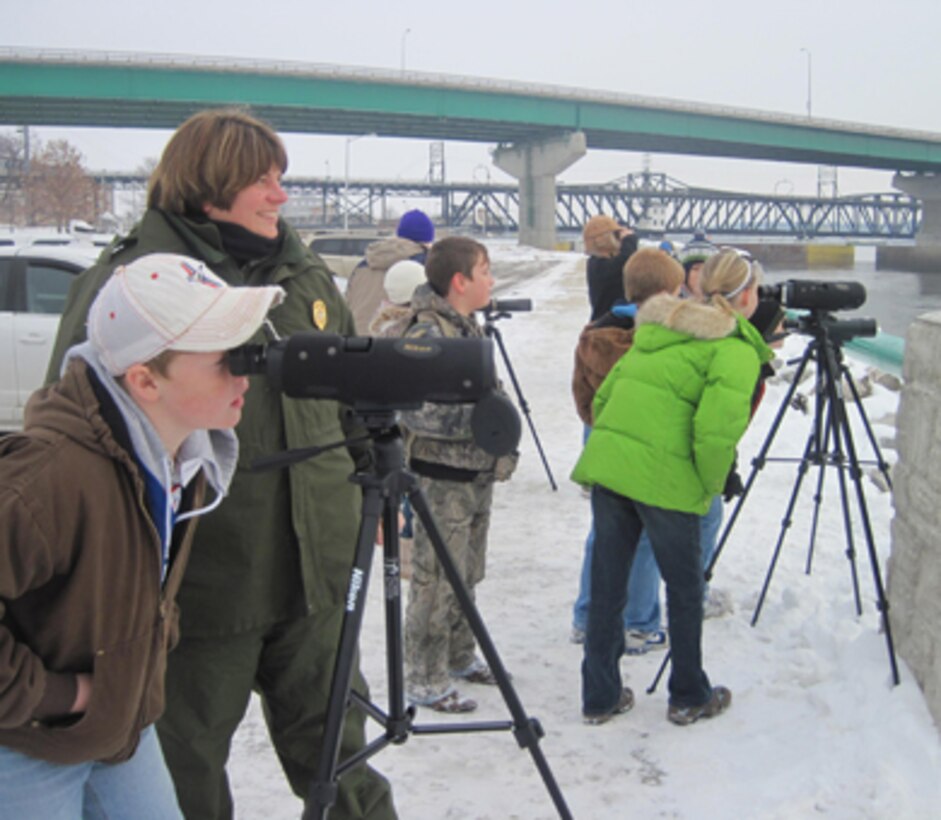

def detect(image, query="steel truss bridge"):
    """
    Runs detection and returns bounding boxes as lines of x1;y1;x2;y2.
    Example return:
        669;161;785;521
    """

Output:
95;171;919;239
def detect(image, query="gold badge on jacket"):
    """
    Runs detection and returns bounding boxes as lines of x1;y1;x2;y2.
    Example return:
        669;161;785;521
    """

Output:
312;300;328;330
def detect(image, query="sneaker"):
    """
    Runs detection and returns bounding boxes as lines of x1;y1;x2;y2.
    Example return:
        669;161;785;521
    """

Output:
667;686;732;726
624;629;668;656
570;626;586;644
703;588;733;619
426;691;478;713
583;687;635;726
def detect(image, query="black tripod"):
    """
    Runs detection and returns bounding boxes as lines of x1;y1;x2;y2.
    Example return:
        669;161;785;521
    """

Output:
744;321;898;683
482;308;558;491
648;318;899;694
282;412;572;819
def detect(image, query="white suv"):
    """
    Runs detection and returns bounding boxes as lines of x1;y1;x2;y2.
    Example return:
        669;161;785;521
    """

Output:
0;244;100;430
308;232;388;280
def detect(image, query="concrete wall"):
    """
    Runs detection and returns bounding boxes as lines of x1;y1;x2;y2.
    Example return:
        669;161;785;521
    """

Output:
877;245;941;274
887;310;941;726
736;243;855;270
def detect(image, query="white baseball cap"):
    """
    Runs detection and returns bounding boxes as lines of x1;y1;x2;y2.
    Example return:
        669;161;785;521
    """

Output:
384;259;426;305
88;253;285;375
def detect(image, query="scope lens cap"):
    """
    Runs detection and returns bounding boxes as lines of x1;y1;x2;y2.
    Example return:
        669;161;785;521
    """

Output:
471;392;522;456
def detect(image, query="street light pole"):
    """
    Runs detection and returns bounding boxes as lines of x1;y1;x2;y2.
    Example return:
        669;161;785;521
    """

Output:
400;28;411;72
800;47;812;119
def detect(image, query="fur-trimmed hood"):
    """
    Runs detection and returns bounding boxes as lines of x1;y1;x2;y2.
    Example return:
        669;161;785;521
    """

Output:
364;236;426;271
368;301;412;338
635;292;736;342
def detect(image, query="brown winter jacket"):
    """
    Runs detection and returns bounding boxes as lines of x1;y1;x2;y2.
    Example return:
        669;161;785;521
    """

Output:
0;359;204;765
572;313;637;426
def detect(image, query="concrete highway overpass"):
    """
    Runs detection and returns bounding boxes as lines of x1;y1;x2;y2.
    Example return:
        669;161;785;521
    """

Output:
2;48;941;247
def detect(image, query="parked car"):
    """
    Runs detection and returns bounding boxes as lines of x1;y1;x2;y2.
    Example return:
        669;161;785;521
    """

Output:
308;232;388;279
0;244;100;431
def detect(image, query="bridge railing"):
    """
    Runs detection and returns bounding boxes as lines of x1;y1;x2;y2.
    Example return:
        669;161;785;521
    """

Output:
36;173;920;239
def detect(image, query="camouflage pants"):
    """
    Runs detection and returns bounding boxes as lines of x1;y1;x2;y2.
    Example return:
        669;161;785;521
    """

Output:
405;474;493;702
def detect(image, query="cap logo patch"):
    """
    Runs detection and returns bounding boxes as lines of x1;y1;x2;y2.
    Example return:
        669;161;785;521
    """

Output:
181;260;222;288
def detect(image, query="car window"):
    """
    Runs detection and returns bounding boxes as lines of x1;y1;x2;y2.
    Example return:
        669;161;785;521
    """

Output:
0;259;13;310
311;238;345;254
25;262;75;315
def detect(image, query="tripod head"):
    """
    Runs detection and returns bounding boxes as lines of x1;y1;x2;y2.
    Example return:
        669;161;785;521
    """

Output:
480;298;533;324
476;297;557;490
784;310;878;345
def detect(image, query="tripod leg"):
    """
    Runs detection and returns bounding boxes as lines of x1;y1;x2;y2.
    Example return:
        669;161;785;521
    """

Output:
803;383;833;576
485;322;557;490
818;346;864;616
752;428;819;626
823;345;900;684
842;362;894;492
379;493;411;736
304;485;385;820
407;485;573;820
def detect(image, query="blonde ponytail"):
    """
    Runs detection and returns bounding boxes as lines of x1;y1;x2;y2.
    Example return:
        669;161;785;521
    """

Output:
700;250;760;316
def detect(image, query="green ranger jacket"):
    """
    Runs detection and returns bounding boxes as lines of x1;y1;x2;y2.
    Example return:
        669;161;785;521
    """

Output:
47;209;362;636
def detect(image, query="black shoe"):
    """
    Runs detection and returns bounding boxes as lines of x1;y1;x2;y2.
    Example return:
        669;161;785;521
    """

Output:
583;688;635;726
667;685;732;726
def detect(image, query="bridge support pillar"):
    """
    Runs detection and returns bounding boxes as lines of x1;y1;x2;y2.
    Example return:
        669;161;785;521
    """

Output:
493;132;586;249
880;173;941;272
893;172;941;243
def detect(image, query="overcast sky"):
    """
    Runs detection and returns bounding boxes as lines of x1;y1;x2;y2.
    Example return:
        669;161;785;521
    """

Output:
6;0;941;196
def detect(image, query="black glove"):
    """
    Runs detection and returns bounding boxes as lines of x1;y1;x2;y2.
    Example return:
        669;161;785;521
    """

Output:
723;468;744;502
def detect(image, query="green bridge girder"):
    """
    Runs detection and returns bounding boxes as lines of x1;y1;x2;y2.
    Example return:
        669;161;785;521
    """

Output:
3;49;941;173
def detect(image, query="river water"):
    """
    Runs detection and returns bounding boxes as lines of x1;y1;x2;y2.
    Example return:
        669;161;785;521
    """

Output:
759;247;941;339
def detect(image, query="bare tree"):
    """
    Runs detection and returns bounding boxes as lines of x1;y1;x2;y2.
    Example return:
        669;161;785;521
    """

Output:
136;156;159;179
0;130;26;227
23;139;101;231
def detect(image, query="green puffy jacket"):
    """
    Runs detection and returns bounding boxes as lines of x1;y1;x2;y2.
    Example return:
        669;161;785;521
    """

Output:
47;209;362;635
571;293;773;515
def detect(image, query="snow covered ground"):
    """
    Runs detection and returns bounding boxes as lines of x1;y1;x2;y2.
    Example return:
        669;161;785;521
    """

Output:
229;246;941;818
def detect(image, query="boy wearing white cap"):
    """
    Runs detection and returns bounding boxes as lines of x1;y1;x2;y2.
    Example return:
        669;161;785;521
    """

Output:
0;253;283;818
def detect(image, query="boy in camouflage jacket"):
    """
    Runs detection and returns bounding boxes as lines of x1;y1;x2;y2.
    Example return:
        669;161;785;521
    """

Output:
399;237;516;713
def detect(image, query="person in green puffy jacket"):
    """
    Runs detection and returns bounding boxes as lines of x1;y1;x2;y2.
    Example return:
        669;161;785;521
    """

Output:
572;250;773;727
46;110;396;820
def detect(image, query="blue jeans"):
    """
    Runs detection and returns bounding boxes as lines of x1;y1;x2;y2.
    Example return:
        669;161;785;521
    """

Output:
582;486;713;712
573;496;723;634
573;526;656;632
700;495;723;577
0;726;182;819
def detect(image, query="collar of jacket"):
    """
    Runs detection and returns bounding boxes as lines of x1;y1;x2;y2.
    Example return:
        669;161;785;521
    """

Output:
55;345;237;524
636;292;737;341
113;209;311;287
407;282;481;337
365;236;427;270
